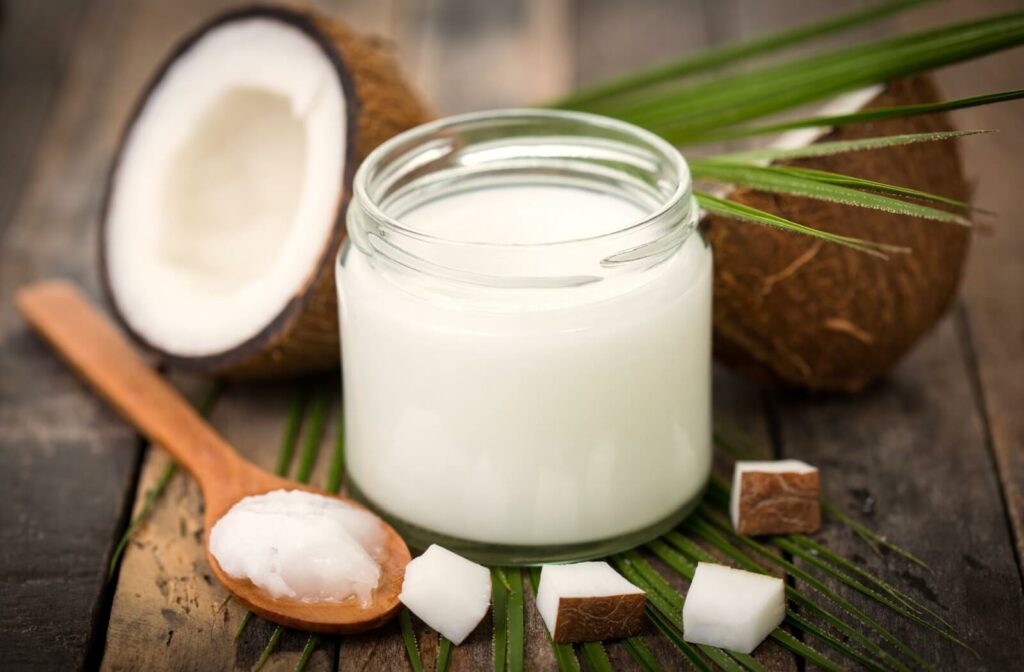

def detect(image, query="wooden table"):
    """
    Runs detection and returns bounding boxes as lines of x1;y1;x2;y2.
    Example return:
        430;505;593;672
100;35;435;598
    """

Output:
2;1;1022;669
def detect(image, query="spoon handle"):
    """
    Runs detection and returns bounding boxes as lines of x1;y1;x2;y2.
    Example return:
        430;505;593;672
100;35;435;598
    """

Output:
15;279;244;490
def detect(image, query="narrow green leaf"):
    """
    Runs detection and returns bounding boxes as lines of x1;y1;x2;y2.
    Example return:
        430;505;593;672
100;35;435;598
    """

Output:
492;569;509;672
506;568;525;672
108;461;177;579
275;391;307;476
108;382;223;579
295;393;329;484
528;568;581;672
653;536;853;671
621;637;664;672
580;642;614;672
401;608;426;672
789;535;952;628
769;624;850;672
436;637;453;672
698;643;748;672
235;611;254;640
614;554;762;672
645;608;713;672
623;14;1024;138
687;514;910;670
692;160;969;225
778;165;976;212
325;404;346;494
696;511;934;670
253;626;283;672
293;634;319;672
821;500;932;571
552;0;935;108
691;89;1024;144
771;535;971;650
712;129;990;164
695;190;907;257
710;429;933;571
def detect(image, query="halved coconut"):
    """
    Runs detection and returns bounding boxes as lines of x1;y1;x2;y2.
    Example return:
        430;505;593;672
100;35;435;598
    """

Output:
100;6;430;378
705;75;971;392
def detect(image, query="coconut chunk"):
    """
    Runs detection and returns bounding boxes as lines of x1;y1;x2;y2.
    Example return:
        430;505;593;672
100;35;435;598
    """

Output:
398;545;490;645
536;562;646;643
730;459;821;535
683;562;785;654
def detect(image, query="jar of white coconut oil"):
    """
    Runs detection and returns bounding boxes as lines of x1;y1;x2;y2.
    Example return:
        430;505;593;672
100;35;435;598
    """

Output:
337;109;711;563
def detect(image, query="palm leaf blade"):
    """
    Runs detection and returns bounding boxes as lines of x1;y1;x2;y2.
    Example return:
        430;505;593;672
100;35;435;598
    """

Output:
713;129;989;163
553;0;935;109
693;160;969;224
694;190;907;257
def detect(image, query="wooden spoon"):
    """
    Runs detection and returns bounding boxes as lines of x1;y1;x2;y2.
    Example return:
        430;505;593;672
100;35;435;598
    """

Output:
15;279;410;634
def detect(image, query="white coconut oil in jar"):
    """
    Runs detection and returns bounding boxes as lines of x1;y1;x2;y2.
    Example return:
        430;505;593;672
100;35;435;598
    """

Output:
337;110;711;563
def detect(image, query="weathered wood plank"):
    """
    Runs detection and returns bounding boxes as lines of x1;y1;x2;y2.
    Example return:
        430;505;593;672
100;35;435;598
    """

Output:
774;316;1024;669
89;1;387;670
0;0;166;667
896;0;1024;582
0;0;91;236
102;383;343;672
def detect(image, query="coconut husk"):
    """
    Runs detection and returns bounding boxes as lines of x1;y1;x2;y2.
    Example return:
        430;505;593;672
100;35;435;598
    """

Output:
100;6;432;379
705;74;971;392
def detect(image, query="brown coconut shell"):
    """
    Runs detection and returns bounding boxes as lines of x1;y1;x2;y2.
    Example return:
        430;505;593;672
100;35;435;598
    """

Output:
705;74;971;392
99;5;432;379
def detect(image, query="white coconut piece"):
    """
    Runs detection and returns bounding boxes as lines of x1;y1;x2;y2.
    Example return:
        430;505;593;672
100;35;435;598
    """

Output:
398;545;491;645
730;460;821;535
536;562;646;643
104;14;346;358
683;562;785;654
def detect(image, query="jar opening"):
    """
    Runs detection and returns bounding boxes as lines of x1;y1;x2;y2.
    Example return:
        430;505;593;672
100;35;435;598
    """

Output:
347;109;696;292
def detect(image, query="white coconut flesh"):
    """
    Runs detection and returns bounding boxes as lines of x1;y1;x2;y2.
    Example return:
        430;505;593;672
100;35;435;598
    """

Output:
104;16;346;357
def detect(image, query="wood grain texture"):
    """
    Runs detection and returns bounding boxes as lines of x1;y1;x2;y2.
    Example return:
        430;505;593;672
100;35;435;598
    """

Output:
102;385;346;672
0;0;90;235
0;0;151;667
901;0;1024;582
3;0;1023;670
774;317;1024;669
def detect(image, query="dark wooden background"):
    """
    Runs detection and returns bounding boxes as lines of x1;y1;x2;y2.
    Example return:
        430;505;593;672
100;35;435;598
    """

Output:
1;0;1022;670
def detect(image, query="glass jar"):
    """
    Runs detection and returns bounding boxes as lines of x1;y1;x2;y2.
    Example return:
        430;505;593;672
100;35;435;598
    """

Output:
337;109;711;564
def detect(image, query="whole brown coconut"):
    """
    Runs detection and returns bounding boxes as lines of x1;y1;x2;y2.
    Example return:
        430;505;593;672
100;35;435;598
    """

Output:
705;75;971;393
100;6;431;379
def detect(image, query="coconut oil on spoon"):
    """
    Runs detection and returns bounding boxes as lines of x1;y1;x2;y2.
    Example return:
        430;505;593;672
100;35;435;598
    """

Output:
15;280;410;633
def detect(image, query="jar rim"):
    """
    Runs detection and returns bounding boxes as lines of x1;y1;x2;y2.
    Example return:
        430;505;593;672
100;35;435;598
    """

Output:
350;108;692;249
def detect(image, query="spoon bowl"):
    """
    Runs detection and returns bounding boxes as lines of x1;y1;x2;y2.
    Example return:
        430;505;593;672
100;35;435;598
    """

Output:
16;280;410;634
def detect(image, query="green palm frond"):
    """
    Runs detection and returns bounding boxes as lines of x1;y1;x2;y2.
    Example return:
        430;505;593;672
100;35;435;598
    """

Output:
556;0;936;109
695;191;908;257
577;13;1024;141
436;637;453;672
692;160;969;224
621;636;664;672
580;642;615;672
401;608;425;672
491;568;509;672
713;129;989;163
692;89;1024;144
